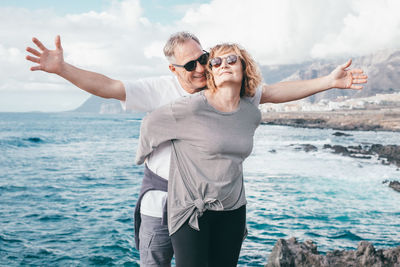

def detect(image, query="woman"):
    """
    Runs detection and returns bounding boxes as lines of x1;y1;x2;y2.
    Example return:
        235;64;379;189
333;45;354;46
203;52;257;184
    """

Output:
136;43;262;266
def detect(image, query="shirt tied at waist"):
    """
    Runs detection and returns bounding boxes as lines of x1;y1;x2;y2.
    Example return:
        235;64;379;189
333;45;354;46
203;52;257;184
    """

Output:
188;198;224;231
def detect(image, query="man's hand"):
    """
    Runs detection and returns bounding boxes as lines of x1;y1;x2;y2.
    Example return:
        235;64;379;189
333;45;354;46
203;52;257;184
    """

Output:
26;35;125;100
26;35;64;74
329;59;368;90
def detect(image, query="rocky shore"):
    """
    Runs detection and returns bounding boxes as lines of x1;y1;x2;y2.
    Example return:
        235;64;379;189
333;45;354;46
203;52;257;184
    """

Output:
266;237;400;267
323;143;400;168
294;141;400;192
261;108;400;132
293;141;400;168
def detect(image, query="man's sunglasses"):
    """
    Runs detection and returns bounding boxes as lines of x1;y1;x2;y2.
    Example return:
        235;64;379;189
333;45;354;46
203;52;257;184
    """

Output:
172;51;209;72
209;54;239;68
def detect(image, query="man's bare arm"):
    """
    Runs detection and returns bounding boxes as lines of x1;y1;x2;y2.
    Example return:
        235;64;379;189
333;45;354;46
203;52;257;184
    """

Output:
26;35;125;101
260;59;368;104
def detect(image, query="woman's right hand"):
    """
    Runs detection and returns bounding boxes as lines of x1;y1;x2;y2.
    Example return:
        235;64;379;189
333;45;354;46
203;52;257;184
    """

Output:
26;35;64;74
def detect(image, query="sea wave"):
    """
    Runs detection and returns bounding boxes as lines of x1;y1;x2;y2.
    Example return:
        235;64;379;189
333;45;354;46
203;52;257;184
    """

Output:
330;230;364;241
0;137;46;148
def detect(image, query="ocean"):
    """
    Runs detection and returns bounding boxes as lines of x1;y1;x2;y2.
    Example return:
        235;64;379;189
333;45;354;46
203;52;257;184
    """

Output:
1;112;399;266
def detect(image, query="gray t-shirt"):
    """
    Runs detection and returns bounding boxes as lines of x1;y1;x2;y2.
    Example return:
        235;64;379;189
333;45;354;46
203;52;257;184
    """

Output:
135;92;261;235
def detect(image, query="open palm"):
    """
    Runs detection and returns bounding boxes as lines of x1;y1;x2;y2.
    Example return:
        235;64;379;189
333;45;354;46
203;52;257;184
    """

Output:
26;35;64;74
330;59;368;90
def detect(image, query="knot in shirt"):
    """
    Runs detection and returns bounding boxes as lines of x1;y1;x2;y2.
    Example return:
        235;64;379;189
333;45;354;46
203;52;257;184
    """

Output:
188;198;224;231
193;198;206;213
193;198;224;215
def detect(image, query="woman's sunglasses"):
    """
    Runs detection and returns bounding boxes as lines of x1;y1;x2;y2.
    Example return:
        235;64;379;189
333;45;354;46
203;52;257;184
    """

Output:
209;55;238;68
172;51;209;72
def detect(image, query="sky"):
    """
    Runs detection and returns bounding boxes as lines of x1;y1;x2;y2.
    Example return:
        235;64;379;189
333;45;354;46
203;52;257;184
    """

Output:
1;0;400;112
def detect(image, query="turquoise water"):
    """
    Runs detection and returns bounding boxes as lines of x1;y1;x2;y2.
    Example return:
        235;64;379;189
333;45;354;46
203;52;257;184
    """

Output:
1;112;399;266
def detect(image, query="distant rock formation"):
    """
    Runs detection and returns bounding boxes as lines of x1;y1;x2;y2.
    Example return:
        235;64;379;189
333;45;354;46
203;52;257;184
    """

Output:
266;237;400;267
73;95;127;114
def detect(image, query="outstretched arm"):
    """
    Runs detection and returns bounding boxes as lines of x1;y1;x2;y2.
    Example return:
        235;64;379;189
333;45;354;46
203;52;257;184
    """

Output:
260;59;368;104
26;35;125;101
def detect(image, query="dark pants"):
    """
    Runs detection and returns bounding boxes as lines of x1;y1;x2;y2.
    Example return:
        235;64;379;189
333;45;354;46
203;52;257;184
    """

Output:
171;205;246;267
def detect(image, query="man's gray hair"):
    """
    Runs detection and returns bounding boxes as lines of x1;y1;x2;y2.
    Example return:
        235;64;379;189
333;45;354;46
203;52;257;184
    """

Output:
163;31;201;63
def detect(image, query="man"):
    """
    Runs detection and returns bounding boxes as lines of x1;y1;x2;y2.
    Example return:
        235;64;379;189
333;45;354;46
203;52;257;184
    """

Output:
26;32;367;266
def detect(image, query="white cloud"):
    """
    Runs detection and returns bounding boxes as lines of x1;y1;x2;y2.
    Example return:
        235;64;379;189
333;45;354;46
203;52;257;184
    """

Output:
0;0;171;112
311;0;400;58
1;0;400;111
0;45;21;61
177;0;400;64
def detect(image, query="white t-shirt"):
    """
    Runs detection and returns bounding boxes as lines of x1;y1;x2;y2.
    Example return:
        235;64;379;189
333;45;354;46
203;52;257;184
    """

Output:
122;75;262;217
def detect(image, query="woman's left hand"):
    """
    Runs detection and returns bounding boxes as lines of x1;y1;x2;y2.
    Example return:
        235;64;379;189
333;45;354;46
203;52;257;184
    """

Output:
329;59;368;90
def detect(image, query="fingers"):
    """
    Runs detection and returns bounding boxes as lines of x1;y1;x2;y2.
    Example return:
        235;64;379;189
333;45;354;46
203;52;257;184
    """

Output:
25;55;40;64
349;85;363;90
351;74;368;79
341;59;352;70
349;73;368;89
30;65;42;71
55;35;62;50
351;70;368;84
32;37;47;51
349;69;368;85
352;78;368;84
349;69;364;74
349;69;369;80
26;46;41;57
354;75;368;80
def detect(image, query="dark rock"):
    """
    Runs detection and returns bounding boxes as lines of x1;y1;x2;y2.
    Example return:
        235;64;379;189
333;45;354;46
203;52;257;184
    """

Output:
348;145;362;150
261;118;327;128
369;144;400;167
266;238;324;267
330;145;350;155
349;155;372;159
26;137;43;143
294;119;307;125
266;238;400;267
302;144;318;152
389;181;400;193
332;132;352;137
323;144;400;167
291;144;318;152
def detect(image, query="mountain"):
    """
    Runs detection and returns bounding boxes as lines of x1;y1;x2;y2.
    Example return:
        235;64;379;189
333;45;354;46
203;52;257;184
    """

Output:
73;95;127;113
73;50;400;113
259;62;312;84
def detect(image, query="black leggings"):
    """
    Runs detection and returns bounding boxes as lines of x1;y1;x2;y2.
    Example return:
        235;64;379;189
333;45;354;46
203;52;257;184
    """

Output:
171;205;246;267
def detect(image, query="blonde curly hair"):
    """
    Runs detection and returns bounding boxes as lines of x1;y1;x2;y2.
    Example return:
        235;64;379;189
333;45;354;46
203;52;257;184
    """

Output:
206;43;262;97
